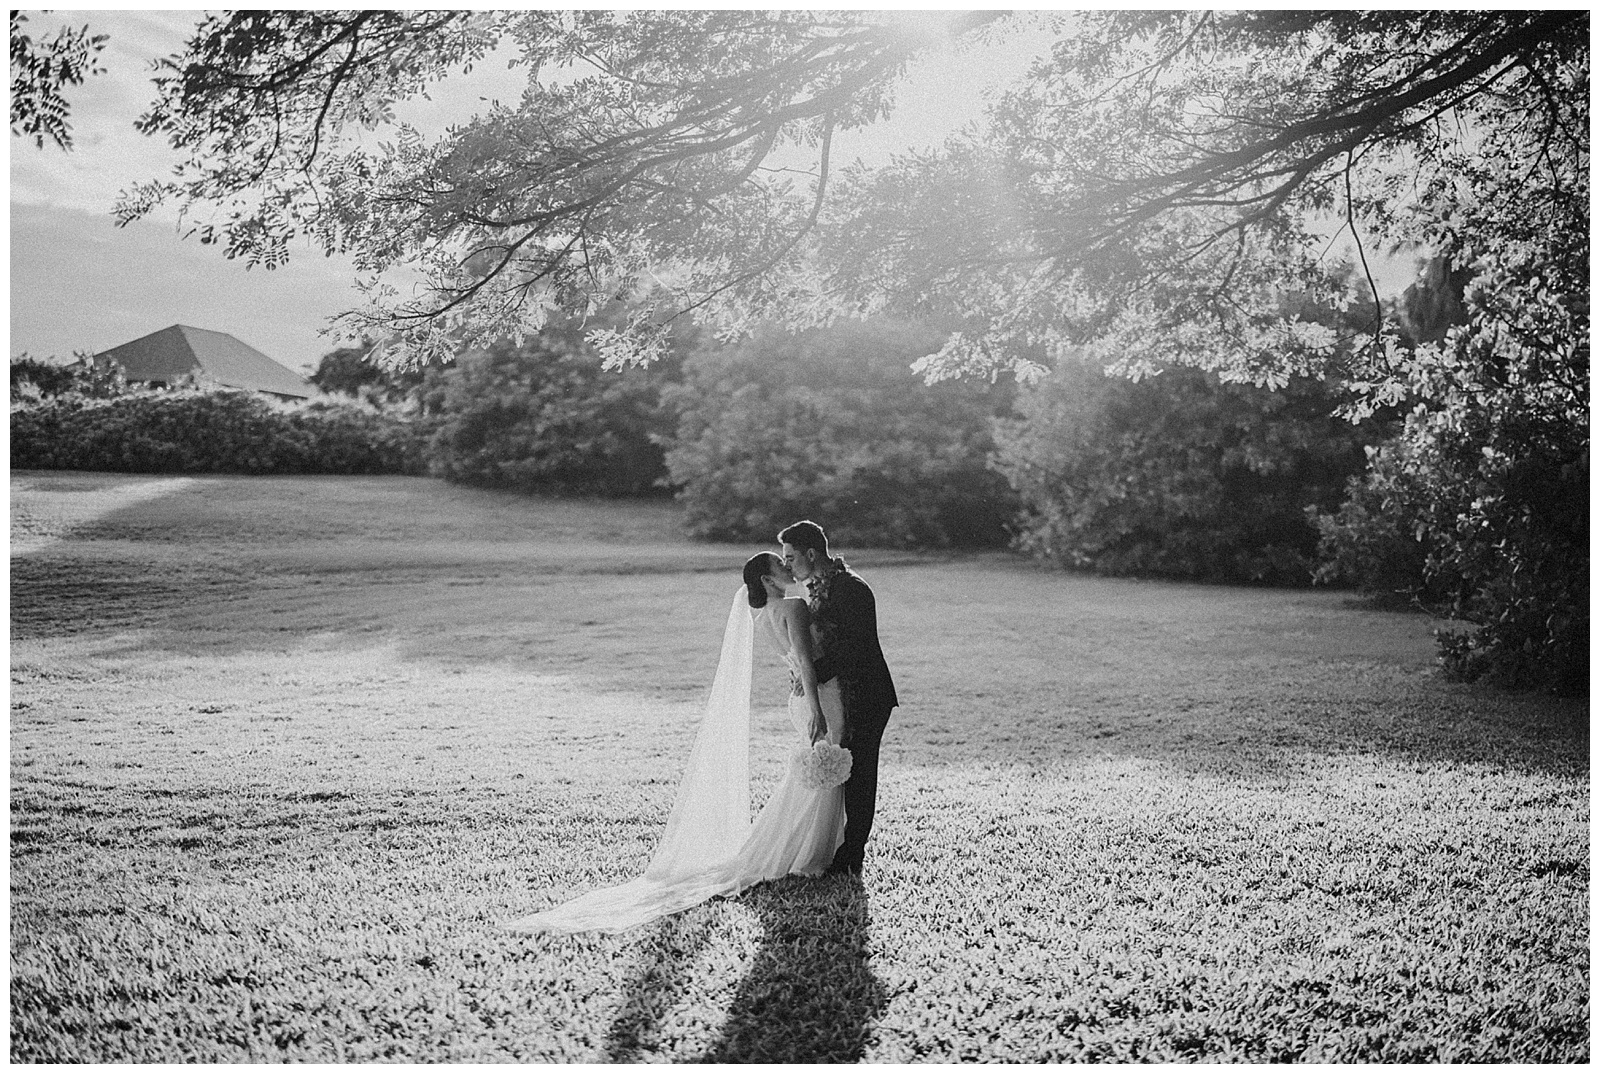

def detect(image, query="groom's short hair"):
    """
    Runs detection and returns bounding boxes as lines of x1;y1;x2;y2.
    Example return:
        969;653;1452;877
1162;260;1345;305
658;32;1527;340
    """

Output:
778;520;829;557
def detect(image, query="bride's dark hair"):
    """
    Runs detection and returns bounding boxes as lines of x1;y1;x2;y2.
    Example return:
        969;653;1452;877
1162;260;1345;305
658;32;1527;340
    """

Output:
743;553;777;609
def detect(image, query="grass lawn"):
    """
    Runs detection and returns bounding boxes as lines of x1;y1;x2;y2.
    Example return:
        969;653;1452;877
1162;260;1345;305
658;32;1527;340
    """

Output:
9;470;1589;1062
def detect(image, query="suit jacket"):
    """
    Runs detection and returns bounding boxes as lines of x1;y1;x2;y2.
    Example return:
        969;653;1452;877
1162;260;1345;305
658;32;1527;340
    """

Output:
807;559;898;714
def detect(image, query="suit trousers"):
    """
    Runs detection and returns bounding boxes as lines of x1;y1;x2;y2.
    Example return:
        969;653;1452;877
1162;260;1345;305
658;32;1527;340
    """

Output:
833;699;894;871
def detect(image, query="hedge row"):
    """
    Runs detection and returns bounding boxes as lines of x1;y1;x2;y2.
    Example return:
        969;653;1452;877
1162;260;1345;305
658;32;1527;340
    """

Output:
10;391;426;475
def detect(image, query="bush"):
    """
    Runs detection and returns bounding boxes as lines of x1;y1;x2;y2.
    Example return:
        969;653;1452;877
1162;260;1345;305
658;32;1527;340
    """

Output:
1315;373;1587;699
290;399;429;475
11;352;128;403
308;343;426;407
10;390;426;475
1308;440;1449;609
994;362;1376;585
661;319;1017;549
419;331;671;496
1317;404;1587;696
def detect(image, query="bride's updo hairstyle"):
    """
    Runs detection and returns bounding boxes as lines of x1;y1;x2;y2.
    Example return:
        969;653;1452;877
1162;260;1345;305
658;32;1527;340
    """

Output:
743;553;778;609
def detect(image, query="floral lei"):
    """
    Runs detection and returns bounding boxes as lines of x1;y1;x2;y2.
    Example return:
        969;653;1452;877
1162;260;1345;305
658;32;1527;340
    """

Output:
804;557;845;608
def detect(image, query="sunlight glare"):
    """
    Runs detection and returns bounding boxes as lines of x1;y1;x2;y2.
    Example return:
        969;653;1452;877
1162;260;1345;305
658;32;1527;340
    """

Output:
877;10;964;49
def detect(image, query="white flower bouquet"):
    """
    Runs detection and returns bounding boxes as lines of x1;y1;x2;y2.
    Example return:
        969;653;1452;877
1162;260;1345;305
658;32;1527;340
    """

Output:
790;740;853;790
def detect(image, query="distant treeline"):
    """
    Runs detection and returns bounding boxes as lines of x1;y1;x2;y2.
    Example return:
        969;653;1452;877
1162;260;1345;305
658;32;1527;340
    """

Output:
12;287;1585;696
6;323;1365;570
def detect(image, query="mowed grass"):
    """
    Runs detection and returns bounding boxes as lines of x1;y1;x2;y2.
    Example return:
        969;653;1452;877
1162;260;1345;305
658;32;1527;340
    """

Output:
9;471;1589;1062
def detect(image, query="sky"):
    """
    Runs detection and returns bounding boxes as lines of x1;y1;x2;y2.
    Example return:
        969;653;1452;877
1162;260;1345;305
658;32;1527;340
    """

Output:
11;10;358;372
8;9;1065;374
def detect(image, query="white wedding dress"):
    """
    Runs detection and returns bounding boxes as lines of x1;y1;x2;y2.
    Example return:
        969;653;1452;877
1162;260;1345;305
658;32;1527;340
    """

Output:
505;588;845;934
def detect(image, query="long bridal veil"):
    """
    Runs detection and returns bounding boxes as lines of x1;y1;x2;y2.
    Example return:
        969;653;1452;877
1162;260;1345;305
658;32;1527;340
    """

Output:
505;586;756;934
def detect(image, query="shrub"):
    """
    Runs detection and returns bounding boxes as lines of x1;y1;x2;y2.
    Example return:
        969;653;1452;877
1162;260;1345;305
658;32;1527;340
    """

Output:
9;390;426;475
289;400;429;475
661;319;1017;549
308;343;427;408
11;352;128;403
1308;440;1449;610
1314;364;1587;699
1316;401;1587;696
994;362;1376;585
419;331;670;496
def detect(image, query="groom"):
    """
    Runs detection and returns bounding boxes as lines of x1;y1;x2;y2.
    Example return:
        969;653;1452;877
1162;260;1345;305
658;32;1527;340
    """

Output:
778;520;897;878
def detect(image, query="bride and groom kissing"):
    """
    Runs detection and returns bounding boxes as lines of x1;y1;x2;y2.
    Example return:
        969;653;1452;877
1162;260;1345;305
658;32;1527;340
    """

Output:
508;519;897;934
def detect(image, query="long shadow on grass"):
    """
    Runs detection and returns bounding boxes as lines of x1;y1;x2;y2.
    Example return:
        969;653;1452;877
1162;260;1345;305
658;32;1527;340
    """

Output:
603;913;718;1062
696;874;887;1063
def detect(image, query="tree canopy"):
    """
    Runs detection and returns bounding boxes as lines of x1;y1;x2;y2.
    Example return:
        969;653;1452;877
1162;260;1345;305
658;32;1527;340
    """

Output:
109;9;1585;388
825;11;1586;391
116;9;935;365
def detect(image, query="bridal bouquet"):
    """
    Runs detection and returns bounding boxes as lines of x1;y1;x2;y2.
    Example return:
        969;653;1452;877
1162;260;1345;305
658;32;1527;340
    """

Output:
790;741;853;790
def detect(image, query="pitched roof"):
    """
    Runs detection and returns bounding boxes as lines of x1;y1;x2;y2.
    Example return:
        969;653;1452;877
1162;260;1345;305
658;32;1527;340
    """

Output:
96;324;312;399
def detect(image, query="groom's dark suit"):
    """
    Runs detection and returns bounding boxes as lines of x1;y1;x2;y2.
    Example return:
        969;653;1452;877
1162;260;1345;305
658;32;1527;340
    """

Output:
807;558;897;874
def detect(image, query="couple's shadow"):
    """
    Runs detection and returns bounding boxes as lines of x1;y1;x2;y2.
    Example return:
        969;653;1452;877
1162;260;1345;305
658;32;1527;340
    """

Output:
604;874;886;1063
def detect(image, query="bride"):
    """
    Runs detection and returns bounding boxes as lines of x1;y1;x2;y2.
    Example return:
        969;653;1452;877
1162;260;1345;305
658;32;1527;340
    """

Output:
505;552;848;934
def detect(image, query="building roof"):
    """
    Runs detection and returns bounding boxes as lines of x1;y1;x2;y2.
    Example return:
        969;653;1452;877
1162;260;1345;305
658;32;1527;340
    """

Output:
96;324;312;399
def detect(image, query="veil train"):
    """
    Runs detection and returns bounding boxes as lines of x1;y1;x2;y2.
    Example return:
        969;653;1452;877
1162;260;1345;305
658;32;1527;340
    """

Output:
505;587;757;934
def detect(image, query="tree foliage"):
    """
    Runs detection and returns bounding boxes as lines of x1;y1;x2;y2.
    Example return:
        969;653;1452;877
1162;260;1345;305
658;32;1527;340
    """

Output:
115;11;1583;377
995;362;1374;585
117;9;951;365
662;319;1016;549
1314;175;1588;695
309;343;425;405
111;10;1589;690
9;11;108;150
992;263;1388;585
828;11;1586;388
419;329;672;496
